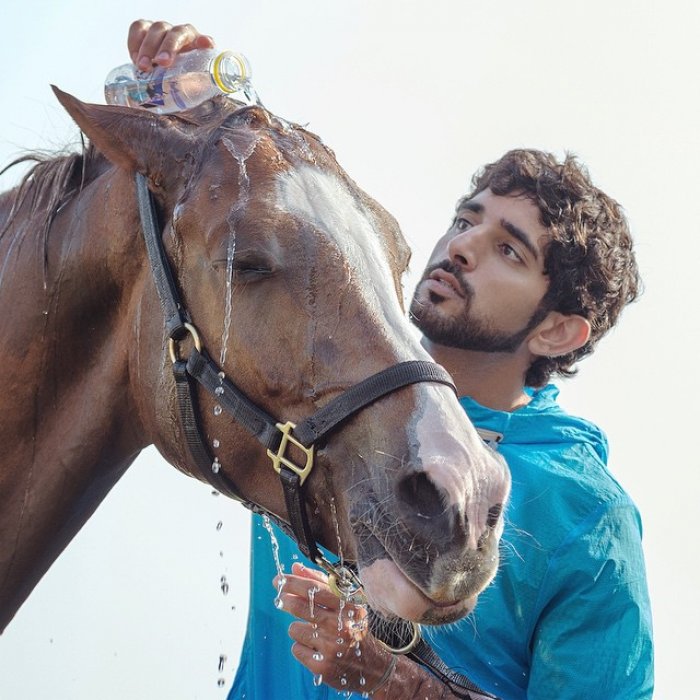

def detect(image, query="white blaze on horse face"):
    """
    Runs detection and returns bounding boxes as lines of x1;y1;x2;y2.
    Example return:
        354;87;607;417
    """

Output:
274;168;511;621
274;166;507;516
413;384;496;518
275;165;425;361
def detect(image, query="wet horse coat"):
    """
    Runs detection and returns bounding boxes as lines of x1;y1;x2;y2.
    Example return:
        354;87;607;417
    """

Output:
0;91;509;633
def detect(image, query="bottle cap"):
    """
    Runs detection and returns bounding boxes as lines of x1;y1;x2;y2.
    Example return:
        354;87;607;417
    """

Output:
213;51;252;93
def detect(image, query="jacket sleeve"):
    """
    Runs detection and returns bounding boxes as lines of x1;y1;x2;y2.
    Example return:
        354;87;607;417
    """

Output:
526;500;654;700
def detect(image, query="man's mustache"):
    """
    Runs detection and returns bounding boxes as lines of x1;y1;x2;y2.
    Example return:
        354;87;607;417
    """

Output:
422;260;474;300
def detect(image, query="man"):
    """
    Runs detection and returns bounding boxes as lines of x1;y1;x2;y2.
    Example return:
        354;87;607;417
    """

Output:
129;21;654;699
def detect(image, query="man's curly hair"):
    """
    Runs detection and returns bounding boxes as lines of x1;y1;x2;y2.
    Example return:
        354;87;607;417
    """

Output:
463;149;640;387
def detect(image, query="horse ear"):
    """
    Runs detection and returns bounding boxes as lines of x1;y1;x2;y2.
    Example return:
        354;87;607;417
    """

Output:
51;85;195;190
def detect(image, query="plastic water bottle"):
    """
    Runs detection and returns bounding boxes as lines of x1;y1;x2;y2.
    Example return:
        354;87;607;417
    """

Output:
104;48;253;114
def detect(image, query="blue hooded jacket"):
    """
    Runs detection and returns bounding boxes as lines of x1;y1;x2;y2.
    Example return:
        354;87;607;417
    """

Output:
229;385;654;699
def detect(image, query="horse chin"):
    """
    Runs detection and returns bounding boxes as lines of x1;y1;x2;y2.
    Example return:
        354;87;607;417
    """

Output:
359;558;477;625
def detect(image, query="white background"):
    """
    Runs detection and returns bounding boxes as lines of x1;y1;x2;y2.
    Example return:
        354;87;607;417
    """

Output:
0;1;698;697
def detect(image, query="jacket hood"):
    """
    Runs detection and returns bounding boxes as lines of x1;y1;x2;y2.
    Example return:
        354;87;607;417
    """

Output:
459;384;609;464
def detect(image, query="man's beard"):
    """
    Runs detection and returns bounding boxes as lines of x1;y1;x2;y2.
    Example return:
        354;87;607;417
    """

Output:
409;261;549;353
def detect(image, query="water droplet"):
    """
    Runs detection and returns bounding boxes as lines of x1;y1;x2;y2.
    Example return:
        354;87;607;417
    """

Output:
211;490;220;497
312;651;324;661
274;597;284;609
215;386;224;396
336;637;344;645
213;404;223;416
218;371;226;381
355;646;362;657
330;498;344;563
217;678;225;687
337;597;346;632
336;651;343;658
212;458;221;473
220;576;229;595
359;675;366;686
218;654;227;672
213;439;221;449
216;521;223;531
308;585;319;619
340;677;348;686
313;674;323;687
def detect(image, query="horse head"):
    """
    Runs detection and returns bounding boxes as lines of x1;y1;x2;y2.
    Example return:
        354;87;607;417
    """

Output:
35;89;510;626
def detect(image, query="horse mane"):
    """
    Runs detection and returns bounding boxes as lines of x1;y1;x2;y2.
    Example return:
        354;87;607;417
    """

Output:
0;142;106;278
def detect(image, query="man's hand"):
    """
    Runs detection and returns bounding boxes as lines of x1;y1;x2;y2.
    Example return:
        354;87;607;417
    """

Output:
276;562;401;696
127;19;215;71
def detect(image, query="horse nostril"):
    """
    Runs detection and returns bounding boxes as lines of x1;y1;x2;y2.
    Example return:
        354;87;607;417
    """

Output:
398;471;446;519
486;503;503;528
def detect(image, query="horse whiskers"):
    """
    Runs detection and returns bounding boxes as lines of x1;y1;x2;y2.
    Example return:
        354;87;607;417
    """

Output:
372;449;405;464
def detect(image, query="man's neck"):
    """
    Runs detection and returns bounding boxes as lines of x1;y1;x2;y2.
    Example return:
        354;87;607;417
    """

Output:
421;337;532;412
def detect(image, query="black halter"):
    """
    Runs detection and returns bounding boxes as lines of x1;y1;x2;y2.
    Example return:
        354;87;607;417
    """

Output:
136;173;498;700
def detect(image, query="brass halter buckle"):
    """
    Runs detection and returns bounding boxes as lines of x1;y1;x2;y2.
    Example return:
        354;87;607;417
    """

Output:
267;421;315;485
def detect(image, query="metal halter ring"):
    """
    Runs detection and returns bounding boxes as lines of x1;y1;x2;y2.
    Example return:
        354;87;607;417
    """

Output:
375;620;421;655
168;323;202;364
326;564;365;603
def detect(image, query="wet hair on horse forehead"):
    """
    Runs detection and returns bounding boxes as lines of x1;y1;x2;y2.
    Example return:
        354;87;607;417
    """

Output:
462;148;641;387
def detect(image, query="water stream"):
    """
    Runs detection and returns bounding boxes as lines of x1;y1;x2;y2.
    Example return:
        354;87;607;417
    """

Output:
261;514;287;609
219;133;261;368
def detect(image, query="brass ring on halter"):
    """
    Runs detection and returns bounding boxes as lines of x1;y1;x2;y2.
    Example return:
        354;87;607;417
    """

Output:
327;571;346;599
325;562;365;603
168;322;202;363
375;621;421;655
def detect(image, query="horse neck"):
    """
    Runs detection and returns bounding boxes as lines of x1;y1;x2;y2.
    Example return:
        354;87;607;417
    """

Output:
0;165;150;631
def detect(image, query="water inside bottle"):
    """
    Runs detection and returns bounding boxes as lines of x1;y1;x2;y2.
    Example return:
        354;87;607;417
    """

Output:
105;70;222;113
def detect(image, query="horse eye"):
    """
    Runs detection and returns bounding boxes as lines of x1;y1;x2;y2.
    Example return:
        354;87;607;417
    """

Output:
224;257;274;281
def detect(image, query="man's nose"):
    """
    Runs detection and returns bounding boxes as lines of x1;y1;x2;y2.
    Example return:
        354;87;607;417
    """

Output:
447;229;482;272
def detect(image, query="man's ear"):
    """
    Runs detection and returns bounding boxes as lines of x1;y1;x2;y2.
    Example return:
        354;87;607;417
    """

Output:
527;312;591;358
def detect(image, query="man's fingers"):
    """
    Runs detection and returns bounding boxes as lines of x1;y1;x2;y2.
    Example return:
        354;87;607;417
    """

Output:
291;561;329;584
152;23;214;65
127;19;152;64
274;574;340;611
279;587;339;623
288;629;356;680
127;20;214;70
133;20;172;69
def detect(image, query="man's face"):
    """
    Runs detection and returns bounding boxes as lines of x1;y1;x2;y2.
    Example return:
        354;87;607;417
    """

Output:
410;188;551;352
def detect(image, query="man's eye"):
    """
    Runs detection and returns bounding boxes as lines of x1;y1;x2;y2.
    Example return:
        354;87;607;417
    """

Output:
454;217;472;231
500;243;522;262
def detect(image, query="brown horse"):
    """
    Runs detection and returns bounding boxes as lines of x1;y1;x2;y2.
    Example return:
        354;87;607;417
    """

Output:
0;89;509;635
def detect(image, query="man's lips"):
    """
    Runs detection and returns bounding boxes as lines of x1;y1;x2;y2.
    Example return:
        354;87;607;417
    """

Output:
425;269;465;299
